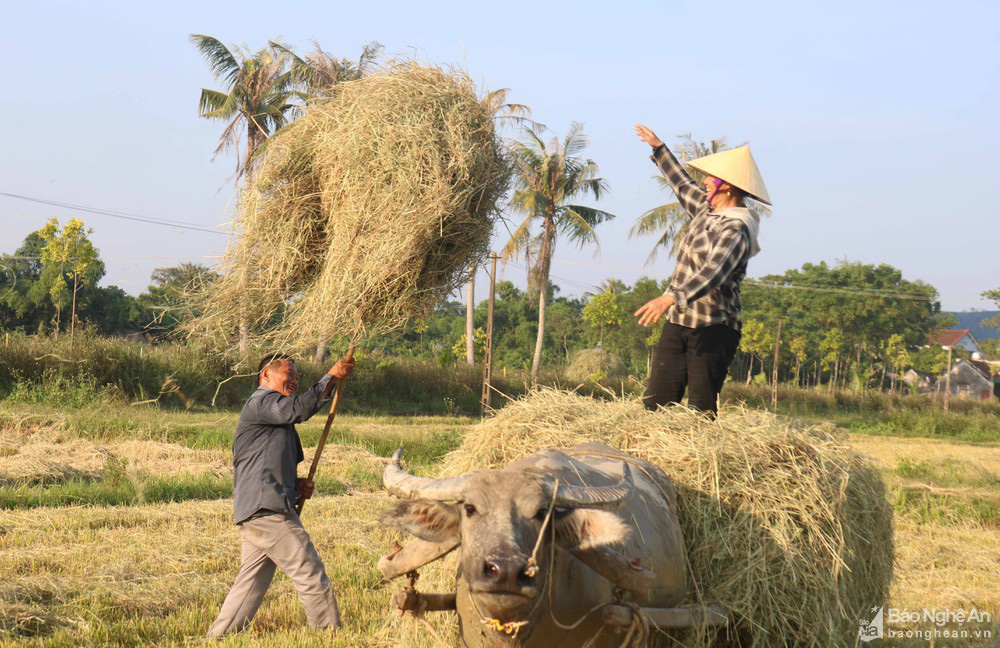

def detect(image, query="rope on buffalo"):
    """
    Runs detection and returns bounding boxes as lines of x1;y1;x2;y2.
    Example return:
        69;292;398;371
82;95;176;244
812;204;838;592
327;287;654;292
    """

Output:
483;473;650;646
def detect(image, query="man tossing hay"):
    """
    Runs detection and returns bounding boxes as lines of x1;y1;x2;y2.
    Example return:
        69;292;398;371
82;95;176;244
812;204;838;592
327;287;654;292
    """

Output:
207;352;355;637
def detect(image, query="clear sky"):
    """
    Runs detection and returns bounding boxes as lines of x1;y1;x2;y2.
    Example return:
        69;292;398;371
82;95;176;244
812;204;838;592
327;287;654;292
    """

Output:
2;0;998;311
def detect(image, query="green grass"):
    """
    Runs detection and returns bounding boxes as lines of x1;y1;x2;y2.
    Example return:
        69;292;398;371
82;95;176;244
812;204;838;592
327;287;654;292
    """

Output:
891;488;1000;528
0;471;232;510
895;457;1000;489
882;454;1000;528
0;404;471;460
0;332;531;414
724;383;1000;443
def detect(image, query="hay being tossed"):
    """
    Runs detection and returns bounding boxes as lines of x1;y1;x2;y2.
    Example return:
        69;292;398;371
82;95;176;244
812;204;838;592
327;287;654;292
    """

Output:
442;389;894;648
194;63;509;351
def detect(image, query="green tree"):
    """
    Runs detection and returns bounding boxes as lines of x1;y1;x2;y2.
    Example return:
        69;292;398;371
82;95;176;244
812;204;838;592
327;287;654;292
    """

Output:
582;285;625;346
37;218;102;340
819;328;846;391
190;34;302;355
451;327;487;364
910;345;950;375
978;338;1000;361
787;335;809;385
885;333;911;394
0;233;48;331
742;260;940;391
739;318;773;385
136;263;219;338
505;124;614;382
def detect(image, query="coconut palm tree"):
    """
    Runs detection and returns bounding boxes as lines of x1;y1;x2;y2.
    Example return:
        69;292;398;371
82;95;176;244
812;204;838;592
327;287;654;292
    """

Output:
270;40;383;97
190;35;303;356
505;123;614;382
189;35;302;181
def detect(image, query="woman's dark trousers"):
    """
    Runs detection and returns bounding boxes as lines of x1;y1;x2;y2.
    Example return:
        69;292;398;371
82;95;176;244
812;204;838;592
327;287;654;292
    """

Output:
643;321;741;417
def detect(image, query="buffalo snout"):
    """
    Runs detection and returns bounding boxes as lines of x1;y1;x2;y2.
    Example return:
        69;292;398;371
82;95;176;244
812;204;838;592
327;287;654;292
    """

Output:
475;553;536;593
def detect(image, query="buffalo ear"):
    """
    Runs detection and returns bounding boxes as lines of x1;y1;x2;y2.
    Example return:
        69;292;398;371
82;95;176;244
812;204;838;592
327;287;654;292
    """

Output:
555;509;630;550
380;500;461;543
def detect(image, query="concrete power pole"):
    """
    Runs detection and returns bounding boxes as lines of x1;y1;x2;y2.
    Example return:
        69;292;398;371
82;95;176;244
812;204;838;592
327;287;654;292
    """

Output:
771;317;784;411
943;344;953;412
465;272;475;366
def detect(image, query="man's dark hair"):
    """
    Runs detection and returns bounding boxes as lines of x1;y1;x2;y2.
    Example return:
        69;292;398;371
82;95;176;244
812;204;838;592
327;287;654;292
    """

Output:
257;352;295;384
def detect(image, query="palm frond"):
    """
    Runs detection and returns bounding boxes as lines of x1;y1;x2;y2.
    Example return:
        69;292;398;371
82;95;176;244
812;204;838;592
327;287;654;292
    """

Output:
558;207;601;253
197;88;236;118
562;122;588;157
189;34;241;86
629;203;685;238
357;41;383;75
501;216;534;261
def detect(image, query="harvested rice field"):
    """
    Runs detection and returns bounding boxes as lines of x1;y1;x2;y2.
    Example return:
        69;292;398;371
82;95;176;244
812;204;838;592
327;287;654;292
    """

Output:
1;399;997;647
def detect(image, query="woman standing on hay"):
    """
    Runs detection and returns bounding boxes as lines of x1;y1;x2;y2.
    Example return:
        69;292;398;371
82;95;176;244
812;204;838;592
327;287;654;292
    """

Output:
633;124;771;417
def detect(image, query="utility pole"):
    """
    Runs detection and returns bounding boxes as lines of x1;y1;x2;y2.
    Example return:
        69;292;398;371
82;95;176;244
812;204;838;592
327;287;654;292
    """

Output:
771;317;784;411
465;271;475;366
943;344;953;412
481;253;499;415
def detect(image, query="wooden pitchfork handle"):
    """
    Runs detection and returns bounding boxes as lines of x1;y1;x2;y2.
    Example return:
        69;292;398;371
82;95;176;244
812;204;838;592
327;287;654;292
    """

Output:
295;345;355;515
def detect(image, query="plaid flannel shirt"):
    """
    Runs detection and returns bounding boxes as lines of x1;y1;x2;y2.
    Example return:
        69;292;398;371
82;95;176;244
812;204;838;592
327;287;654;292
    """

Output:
651;144;750;331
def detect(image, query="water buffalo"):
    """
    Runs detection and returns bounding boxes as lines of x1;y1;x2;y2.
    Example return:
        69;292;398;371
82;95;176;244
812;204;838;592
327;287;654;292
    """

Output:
380;441;688;647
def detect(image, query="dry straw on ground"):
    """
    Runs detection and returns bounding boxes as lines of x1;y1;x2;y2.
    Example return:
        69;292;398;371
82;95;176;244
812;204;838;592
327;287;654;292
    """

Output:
442;389;895;648
191;63;509;353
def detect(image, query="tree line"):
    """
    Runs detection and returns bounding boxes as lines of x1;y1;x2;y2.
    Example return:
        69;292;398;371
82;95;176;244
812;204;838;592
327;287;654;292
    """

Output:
3;214;998;393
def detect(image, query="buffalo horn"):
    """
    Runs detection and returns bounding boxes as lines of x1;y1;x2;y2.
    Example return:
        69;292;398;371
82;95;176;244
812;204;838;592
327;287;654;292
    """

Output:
383;448;470;501
554;462;634;510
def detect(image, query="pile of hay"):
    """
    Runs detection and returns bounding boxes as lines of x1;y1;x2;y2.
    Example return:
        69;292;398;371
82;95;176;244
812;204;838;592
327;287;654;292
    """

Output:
563;347;625;384
441;389;894;648
193;63;510;351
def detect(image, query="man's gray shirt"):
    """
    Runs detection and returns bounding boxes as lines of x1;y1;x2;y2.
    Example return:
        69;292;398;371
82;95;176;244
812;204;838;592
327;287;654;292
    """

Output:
231;374;334;524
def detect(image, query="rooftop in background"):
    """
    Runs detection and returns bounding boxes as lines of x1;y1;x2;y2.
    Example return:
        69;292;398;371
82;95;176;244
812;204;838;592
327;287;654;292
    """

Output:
928;329;980;353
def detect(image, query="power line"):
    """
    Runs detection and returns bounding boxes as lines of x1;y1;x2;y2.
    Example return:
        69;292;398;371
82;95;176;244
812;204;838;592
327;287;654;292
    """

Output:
743;279;934;302
2;255;213;262
0;191;230;236
546;257;935;302
504;259;602;293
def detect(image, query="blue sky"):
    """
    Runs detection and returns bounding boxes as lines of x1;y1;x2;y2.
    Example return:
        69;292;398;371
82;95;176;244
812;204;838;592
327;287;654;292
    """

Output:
2;0;998;310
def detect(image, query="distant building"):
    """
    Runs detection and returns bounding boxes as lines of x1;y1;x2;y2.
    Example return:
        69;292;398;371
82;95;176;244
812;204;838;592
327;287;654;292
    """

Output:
903;369;936;394
932;359;995;400
970;356;1000;399
927;329;981;354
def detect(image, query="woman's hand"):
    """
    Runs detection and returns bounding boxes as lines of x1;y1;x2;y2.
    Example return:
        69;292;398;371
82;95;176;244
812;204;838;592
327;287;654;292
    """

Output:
635;124;664;149
634;295;675;327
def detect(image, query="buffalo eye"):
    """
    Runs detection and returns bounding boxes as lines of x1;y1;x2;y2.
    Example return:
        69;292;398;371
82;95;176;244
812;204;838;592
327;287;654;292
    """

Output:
464;503;477;517
537;507;570;522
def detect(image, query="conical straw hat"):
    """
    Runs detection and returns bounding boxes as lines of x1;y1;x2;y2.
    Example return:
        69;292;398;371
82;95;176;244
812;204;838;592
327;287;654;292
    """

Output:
688;146;771;205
